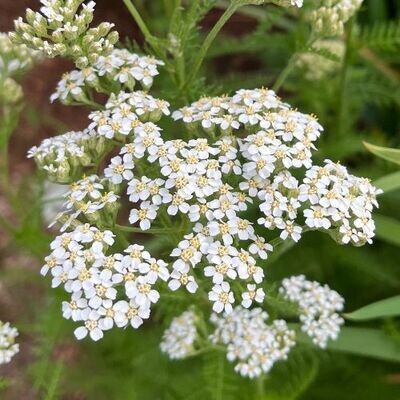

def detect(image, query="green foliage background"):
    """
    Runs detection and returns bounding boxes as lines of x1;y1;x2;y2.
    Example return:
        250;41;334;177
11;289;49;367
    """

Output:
1;0;400;399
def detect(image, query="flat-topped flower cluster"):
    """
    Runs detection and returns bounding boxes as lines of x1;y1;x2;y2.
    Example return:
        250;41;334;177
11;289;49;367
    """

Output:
36;80;379;355
35;65;380;347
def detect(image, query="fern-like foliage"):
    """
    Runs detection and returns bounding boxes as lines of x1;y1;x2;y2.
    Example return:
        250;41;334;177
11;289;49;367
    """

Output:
359;20;400;52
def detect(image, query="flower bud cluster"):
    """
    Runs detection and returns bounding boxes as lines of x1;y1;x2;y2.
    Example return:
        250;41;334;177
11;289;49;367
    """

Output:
309;0;364;36
0;321;19;365
296;39;344;80
0;32;40;104
28;129;108;183
51;48;164;104
11;0;118;68
42;223;170;341
0;32;39;77
280;275;344;348
160;310;199;359
210;307;296;378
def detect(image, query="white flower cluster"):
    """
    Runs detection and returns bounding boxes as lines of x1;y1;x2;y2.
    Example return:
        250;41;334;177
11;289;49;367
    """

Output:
310;0;364;36
301;160;381;245
42;223;170;341
160;310;198;359
0;321;19;365
27;130;108;183
89;91;170;140
52;174;119;230
296;39;344;81
210;307;296;378
10;0;118;68
280;275;344;348
51;48;164;103
38;84;381;326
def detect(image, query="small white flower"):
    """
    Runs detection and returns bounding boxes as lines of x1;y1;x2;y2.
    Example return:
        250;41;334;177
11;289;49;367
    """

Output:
249;236;273;259
74;309;104;341
204;256;237;284
126;275;160;307
168;265;198;294
113;300;150;329
129;202;158;230
208;282;235;313
104;155;134;184
241;284;265;308
138;258;170;283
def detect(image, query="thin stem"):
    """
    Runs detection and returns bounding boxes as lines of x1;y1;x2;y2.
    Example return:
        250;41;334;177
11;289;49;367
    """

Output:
256;376;265;398
122;0;153;42
272;36;316;92
184;1;241;88
122;0;163;59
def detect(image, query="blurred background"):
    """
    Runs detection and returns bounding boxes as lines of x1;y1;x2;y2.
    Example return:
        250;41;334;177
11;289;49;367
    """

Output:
0;0;399;399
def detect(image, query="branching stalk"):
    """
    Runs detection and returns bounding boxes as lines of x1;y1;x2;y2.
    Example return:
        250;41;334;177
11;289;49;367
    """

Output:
122;0;164;59
184;1;243;88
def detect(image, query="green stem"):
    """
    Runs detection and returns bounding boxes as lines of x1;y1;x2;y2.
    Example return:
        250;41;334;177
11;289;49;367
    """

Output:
256;376;265;398
184;1;241;88
122;0;153;42
272;36;316;92
122;0;163;59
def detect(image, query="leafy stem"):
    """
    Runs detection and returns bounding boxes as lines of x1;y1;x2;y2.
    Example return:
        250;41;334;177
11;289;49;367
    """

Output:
122;0;164;59
184;0;245;89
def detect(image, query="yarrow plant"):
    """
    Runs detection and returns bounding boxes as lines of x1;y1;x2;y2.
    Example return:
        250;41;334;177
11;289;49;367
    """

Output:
0;321;19;365
10;0;384;381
